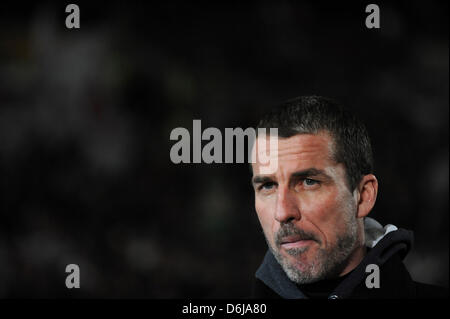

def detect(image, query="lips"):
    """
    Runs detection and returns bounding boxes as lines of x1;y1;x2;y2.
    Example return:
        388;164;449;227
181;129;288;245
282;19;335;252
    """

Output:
280;236;315;249
275;225;319;250
280;235;304;245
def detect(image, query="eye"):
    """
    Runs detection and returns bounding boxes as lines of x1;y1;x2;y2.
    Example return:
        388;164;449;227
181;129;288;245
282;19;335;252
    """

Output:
303;178;319;186
258;182;277;192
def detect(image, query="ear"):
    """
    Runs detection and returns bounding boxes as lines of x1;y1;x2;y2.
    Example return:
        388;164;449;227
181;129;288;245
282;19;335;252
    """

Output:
355;174;378;218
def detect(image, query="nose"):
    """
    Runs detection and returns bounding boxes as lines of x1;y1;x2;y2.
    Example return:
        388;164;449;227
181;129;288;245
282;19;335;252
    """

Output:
274;186;301;223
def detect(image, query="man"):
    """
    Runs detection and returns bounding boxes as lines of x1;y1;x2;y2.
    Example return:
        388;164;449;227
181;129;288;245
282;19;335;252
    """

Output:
250;96;447;299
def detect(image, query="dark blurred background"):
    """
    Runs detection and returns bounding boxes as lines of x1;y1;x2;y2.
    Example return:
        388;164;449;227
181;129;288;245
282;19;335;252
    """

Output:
0;0;448;297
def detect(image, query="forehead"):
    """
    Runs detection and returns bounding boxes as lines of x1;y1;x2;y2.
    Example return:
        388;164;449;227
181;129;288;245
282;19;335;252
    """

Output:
252;132;336;175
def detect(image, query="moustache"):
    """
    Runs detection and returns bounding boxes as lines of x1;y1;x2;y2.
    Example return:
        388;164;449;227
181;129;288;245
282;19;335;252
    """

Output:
275;223;320;247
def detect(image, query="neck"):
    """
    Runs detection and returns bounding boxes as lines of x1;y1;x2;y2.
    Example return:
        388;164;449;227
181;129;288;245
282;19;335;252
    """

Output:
339;244;367;276
336;217;368;276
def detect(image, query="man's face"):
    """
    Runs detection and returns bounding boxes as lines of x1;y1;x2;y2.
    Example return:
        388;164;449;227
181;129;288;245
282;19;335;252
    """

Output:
252;132;360;284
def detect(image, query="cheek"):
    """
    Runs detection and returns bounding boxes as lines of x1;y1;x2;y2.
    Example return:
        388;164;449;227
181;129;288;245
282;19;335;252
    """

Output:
302;190;351;237
302;191;339;219
255;200;270;227
255;199;276;240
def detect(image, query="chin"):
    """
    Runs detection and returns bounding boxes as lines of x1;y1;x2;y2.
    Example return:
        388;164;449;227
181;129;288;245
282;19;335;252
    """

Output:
282;252;314;271
284;261;319;284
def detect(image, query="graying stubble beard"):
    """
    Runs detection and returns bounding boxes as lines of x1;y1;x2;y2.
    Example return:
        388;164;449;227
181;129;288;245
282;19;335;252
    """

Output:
266;202;359;285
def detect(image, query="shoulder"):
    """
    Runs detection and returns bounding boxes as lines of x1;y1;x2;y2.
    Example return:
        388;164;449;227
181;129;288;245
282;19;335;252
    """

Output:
251;277;282;299
413;281;448;298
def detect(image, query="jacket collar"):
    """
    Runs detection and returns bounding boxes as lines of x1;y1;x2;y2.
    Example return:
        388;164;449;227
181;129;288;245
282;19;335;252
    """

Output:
255;217;414;299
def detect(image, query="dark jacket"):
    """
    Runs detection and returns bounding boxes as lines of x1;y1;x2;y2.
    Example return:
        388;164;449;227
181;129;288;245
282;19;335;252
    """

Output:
252;219;448;299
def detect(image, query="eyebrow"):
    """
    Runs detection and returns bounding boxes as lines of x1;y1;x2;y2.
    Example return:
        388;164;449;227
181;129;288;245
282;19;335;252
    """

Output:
252;175;275;185
290;168;329;180
251;168;331;186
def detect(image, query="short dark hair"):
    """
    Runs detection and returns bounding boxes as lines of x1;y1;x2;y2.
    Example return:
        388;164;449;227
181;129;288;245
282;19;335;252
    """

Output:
256;96;374;191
